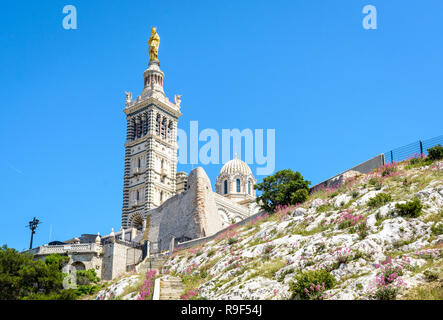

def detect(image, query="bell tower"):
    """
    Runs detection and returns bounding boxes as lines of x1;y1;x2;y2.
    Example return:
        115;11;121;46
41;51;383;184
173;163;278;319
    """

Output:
121;28;182;229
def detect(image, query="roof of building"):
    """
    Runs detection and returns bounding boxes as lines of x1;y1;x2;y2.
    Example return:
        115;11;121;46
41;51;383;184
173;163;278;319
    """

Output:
219;154;253;177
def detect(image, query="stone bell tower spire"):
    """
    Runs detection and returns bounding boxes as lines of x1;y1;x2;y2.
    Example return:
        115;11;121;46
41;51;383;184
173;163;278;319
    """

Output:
141;61;165;99
121;27;182;229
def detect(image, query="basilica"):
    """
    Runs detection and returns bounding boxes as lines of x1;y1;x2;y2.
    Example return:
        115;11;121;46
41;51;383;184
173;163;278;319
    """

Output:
122;27;260;248
27;28;261;280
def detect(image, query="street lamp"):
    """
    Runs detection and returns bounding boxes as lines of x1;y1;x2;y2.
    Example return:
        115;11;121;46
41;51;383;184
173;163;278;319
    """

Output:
28;217;40;250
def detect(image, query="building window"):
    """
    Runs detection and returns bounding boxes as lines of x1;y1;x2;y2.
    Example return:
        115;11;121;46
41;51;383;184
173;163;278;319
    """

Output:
224;180;228;195
156;115;161;136
248;181;251;195
161;118;167;140
236;179;241;193
167;121;172;142
131;118;136;140
160;191;163;203
138;158;141;168
136;190;140;201
143;115;148;135
134;122;139;139
136;118;142;138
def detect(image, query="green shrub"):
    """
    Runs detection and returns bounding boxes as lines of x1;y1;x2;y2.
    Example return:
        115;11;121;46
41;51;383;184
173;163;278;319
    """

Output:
75;285;100;297
358;226;369;239
289;269;336;300
431;223;443;235
395;198;423;218
76;269;100;285
328;191;339;199
200;269;208;279
374;286;399;300
367;193;392;209
254;169;310;212
228;238;237;245
207;250;215;258
21;289;78;300
427;145;443;161
381;165;397;177
409;157;422;165
423;269;440;281
317;204;333;213
0;247;69;300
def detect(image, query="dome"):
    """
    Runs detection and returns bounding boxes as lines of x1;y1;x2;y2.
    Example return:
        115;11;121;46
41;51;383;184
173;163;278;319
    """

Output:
219;155;253;176
216;154;257;202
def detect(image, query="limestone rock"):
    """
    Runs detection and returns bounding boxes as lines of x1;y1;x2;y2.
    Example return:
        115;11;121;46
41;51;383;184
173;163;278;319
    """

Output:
292;207;307;217
334;194;352;208
95;275;142;300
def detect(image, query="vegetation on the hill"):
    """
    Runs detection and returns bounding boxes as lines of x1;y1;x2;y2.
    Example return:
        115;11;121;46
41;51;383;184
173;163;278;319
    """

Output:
428;145;443;161
395;198;423;218
82;150;443;301
367;193;392;209
156;154;442;301
0;246;76;300
289;269;336;300
74;269;102;297
0;246;105;300
254;169;310;212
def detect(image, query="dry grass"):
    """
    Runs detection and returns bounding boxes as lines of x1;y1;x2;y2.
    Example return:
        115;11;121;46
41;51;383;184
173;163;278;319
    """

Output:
402;280;443;300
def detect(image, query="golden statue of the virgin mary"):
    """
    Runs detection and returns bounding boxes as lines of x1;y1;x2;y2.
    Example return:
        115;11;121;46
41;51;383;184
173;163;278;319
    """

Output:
148;27;160;62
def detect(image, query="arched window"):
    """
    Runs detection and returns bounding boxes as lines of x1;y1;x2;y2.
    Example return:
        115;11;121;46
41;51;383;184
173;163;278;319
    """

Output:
161;118;167;140
155;115;161;136
167;121;172;142
137;158;141;168
140;118;145;137
248;181;251;195
134;121;139;139
224;180;228;195
143;115;148;135
131;118;136;140
136;118;142;138
136;190;140;201
236;179;241;193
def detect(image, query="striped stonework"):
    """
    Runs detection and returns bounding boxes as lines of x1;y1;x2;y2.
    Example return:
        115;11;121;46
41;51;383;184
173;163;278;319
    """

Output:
121;60;182;229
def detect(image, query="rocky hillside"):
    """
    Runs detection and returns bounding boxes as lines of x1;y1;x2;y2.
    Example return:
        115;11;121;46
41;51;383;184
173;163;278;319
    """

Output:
97;159;443;300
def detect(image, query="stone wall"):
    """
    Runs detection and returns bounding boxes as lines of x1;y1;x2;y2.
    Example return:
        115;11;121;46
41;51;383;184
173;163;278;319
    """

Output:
311;154;385;192
175;210;267;251
30;244;104;278
102;242;129;280
214;193;252;227
145;167;224;251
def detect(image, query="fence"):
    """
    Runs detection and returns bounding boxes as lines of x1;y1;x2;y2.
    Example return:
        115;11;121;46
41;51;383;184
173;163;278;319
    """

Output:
311;134;443;192
384;135;443;164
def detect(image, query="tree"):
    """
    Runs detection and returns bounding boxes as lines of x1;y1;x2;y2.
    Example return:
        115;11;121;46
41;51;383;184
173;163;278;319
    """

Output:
254;169;310;212
0;245;73;300
427;145;443;161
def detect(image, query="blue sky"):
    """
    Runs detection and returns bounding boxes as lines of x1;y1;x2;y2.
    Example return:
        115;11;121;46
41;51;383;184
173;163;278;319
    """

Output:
1;0;442;250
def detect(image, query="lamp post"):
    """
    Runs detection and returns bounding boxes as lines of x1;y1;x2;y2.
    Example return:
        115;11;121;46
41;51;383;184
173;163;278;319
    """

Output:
28;217;40;249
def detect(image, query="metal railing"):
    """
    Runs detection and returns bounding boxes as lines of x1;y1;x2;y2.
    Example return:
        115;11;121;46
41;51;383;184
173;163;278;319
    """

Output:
384;134;443;164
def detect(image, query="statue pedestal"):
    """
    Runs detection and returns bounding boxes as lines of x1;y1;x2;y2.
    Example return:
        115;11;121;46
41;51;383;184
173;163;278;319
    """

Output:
149;60;160;68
